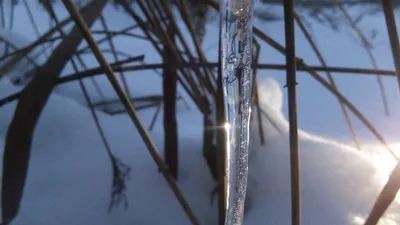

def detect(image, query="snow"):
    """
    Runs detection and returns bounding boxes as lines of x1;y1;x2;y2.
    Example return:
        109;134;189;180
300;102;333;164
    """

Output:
0;1;399;225
0;28;46;85
0;75;399;224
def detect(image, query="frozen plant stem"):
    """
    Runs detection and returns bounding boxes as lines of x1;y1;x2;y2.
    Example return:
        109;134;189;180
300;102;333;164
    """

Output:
61;0;199;224
219;0;254;224
283;0;301;225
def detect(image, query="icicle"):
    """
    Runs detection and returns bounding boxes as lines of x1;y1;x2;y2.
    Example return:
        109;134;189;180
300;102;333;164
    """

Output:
219;0;254;224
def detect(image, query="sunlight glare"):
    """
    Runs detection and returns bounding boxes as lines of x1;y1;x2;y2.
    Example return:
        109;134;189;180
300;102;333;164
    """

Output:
365;143;400;202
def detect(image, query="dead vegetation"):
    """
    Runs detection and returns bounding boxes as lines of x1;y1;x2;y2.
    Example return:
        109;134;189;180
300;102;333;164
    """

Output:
0;0;399;225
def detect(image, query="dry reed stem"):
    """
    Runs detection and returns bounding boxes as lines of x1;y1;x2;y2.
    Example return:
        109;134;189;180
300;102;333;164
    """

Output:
175;0;217;87
251;27;398;159
333;0;390;116
99;16;131;96
0;1;4;28
283;0;301;224
43;1;107;104
0;36;41;78
0;14;74;72
149;103;162;131
293;11;361;151
363;1;400;224
118;0;206;113
61;1;199;224
155;0;214;98
22;0;49;58
1;62;397;108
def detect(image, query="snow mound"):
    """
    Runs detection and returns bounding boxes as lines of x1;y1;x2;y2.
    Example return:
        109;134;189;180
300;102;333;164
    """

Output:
0;77;398;225
248;76;400;225
0;28;46;85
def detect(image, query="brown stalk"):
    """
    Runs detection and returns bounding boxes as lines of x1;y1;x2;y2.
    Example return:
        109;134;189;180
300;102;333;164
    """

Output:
92;95;180;107
333;0;390;116
175;0;217;88
147;0;212;100
91;29;148;41
0;13;75;75
61;1;199;224
67;39;131;212
58;63;397;81
117;0;205;113
99;16;131;96
79;48;134;59
162;24;179;179
1;0;108;224
250;27;398;159
149;0;210;107
0;0;4;28
22;0;49;58
43;1;107;106
6;2;17;55
381;0;400;90
170;0;219;182
283;0;301;224
0;36;41;78
151;0;212;98
293;12;361;150
149;104;162;131
1;62;397;108
363;1;400;224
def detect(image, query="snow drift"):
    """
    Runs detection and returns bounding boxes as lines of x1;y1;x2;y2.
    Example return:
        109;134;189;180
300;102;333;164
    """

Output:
0;76;398;225
0;28;46;85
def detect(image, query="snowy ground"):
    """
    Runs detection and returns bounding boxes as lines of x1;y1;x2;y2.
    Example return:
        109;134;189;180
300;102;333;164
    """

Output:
0;1;400;225
0;76;400;224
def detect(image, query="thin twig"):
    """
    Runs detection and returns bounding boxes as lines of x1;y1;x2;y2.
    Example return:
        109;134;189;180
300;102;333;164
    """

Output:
22;0;49;58
149;103;162;131
249;26;398;159
43;1;107;107
1;62;397;108
0;0;4;28
283;0;301;224
363;1;400;224
99;16;131;96
61;1;199;224
118;0;206;113
333;0;390;116
293;11;361;151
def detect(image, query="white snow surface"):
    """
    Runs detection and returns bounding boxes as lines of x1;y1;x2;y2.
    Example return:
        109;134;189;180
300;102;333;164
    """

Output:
0;28;46;85
0;76;399;225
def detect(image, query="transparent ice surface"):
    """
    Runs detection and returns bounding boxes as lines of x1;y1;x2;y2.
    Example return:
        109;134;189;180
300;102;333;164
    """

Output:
219;0;254;224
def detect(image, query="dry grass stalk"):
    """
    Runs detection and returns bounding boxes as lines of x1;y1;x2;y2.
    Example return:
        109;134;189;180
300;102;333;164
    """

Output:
333;0;390;116
1;62;397;109
45;4;132;210
42;1;107;105
293;11;361;151
149;104;162;131
61;0;199;224
0;1;4;28
363;0;400;224
163;24;179;179
251;27;398;159
283;0;301;224
99;16;131;97
1;1;108;224
118;0;206;113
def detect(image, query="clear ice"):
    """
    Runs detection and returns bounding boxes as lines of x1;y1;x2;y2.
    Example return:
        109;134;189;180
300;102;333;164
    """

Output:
219;0;254;224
